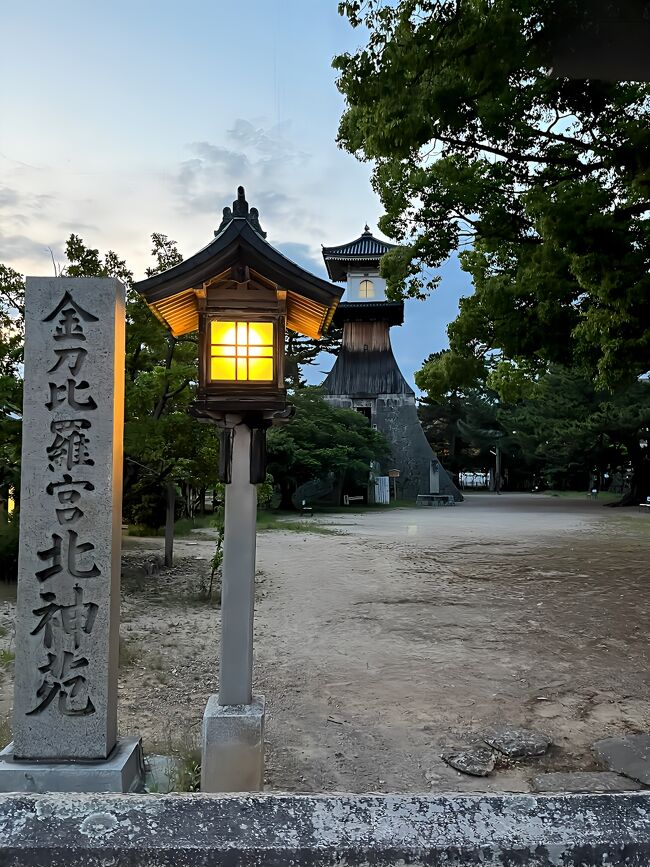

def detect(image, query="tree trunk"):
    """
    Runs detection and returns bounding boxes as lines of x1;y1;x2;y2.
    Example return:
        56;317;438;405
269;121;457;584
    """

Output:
164;481;176;566
609;449;650;507
0;486;7;526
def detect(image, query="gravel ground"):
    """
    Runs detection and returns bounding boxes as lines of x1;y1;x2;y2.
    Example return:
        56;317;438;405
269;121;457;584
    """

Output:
1;492;650;793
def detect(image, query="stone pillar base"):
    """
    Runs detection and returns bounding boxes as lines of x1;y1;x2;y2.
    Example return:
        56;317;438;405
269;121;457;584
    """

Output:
0;736;144;793
201;694;265;793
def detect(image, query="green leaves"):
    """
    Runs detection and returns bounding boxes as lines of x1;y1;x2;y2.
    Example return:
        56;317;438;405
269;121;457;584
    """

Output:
336;0;650;385
0;266;25;498
267;388;389;497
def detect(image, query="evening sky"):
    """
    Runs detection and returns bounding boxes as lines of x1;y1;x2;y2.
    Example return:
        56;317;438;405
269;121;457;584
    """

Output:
0;0;471;388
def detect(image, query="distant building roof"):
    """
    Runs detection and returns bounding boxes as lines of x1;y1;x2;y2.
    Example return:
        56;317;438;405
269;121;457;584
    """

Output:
333;300;404;328
322;226;398;282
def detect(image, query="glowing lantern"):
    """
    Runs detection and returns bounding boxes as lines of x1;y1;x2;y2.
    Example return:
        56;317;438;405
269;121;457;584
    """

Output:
134;185;341;419
210;320;275;383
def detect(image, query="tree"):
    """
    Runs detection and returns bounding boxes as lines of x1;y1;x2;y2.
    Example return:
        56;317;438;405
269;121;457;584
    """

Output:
1;230;349;533
62;233;221;527
417;349;650;499
284;326;342;391
416;361;531;489
502;367;650;498
334;0;650;387
0;265;24;520
267;387;389;507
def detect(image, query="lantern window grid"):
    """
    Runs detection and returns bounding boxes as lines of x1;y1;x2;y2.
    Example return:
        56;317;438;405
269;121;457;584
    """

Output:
210;320;275;382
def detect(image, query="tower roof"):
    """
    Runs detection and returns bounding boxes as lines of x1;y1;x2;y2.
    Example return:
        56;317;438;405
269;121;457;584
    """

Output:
322;347;414;397
322;226;397;282
333;300;404;327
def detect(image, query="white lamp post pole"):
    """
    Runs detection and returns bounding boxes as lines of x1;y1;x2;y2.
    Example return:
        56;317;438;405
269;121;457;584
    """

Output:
201;416;265;793
219;420;256;706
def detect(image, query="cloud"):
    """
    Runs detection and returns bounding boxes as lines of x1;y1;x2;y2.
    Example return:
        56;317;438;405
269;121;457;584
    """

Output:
0;188;55;240
0;233;59;264
59;220;100;234
0;187;20;209
0;187;53;212
227;119;309;164
173;118;314;220
274;241;327;278
254;190;291;219
189;142;249;176
5;213;30;227
174;145;246;216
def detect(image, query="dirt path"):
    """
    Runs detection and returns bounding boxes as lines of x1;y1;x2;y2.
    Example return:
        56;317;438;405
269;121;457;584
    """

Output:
256;495;650;792
2;493;650;792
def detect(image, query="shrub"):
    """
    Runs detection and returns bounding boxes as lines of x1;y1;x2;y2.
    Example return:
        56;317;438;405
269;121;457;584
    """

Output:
0;519;19;582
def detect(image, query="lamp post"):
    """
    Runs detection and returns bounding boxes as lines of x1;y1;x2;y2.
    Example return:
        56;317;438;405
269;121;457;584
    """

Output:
188;254;292;792
193;314;288;709
133;187;342;792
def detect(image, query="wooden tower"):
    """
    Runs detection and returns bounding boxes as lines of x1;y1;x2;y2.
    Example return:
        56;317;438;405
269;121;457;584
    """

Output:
321;227;461;502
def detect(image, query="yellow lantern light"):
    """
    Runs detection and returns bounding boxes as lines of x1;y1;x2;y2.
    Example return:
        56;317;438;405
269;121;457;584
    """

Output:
210;320;275;383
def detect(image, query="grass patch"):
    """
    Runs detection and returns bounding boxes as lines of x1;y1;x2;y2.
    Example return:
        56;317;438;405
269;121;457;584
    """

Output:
173;515;220;537
546;490;621;502
256;511;340;534
126;503;402;541
316;500;417;513
127;515;221;538
147;729;201;793
126;524;159;537
0;649;14;669
0;714;10;749
119;637;142;669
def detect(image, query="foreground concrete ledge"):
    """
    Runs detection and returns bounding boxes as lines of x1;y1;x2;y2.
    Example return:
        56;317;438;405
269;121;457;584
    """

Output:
1;792;650;865
0;737;143;794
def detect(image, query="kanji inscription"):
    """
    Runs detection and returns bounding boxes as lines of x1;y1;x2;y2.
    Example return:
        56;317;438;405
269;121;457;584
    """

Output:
13;278;125;760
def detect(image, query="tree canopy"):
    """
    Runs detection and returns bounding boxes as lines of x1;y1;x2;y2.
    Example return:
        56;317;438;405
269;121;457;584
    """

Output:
502;367;650;494
335;0;650;386
267;387;389;507
0;265;24;510
0;233;385;530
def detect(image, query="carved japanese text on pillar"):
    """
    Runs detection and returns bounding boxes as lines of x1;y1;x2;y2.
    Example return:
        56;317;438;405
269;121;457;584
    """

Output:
31;292;100;717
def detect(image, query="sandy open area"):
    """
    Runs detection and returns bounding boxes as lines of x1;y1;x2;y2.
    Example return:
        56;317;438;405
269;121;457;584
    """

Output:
2;493;650;792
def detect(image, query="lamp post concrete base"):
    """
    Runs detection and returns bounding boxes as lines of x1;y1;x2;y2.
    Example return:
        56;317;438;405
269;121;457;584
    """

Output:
0;736;144;793
201;695;265;793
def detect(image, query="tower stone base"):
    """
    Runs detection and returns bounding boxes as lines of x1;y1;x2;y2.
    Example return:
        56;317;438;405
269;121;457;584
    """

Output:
324;392;461;502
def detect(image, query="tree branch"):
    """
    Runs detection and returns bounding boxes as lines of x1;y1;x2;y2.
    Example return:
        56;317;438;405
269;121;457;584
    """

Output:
436;133;605;170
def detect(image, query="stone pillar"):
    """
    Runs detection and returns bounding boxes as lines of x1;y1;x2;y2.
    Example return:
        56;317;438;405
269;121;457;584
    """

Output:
0;277;142;793
201;420;265;793
219;422;256;707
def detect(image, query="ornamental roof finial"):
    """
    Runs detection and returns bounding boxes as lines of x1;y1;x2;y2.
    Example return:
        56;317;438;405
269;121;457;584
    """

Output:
215;186;267;238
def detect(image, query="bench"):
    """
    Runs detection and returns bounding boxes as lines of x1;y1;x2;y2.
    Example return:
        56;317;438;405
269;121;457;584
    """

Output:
300;505;313;517
343;495;364;506
416;494;455;507
638;503;650;514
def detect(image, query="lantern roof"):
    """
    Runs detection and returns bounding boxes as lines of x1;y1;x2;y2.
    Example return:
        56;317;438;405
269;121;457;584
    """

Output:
134;187;343;340
321;225;398;282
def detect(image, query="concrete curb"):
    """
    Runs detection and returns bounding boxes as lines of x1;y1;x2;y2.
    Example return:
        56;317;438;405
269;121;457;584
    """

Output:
1;791;650;864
